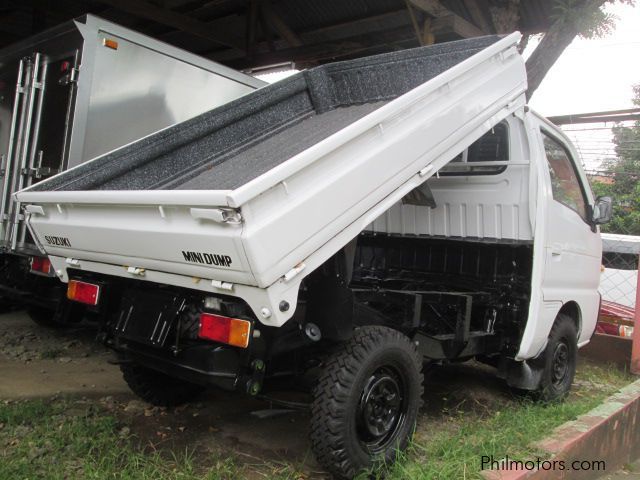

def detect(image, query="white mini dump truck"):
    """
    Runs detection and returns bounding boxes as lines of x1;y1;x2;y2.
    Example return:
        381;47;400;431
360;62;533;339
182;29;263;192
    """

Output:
16;32;612;478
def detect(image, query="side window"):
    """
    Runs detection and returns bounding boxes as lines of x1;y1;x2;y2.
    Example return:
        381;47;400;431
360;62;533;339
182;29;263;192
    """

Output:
542;132;589;221
440;122;509;176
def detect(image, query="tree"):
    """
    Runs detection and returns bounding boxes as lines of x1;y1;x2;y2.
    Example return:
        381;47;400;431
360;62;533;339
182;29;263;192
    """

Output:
524;0;635;100
590;85;640;235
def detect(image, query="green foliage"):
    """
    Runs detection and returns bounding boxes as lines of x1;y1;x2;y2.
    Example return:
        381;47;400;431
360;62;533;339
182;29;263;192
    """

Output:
590;84;640;235
550;0;635;39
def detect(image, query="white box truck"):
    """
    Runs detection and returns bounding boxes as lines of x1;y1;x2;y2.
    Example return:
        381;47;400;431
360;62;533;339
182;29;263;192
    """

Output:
0;14;263;325
16;32;612;478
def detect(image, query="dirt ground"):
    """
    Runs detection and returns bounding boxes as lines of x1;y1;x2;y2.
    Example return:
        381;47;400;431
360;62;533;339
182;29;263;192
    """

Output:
0;310;320;470
0;309;600;478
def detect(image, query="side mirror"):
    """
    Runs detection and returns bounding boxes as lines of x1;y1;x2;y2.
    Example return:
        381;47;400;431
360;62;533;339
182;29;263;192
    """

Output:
592;196;613;225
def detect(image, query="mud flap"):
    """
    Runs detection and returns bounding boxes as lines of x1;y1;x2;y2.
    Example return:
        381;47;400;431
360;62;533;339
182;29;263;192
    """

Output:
498;356;544;390
305;241;356;341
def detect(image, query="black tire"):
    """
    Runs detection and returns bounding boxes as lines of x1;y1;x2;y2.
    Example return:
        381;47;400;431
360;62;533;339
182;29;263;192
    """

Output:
27;306;68;328
536;314;577;402
310;326;423;479
120;362;205;407
0;297;20;314
27;298;85;328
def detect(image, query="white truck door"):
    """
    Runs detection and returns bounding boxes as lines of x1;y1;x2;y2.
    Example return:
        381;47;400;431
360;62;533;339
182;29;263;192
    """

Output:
538;126;601;344
518;116;602;360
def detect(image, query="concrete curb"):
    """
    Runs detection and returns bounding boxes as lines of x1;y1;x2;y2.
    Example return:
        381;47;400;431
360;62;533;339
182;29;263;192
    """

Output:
481;379;640;480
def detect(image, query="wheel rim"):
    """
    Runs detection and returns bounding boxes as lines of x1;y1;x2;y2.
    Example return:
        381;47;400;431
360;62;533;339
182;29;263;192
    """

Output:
356;366;407;453
551;341;570;387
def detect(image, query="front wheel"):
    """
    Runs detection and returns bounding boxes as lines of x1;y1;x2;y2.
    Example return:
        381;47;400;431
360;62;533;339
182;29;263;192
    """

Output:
536;314;578;402
310;326;423;479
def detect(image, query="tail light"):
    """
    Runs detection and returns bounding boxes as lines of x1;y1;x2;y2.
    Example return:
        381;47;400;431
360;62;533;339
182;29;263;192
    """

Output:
67;280;101;306
30;256;53;275
198;312;251;348
619;325;634;338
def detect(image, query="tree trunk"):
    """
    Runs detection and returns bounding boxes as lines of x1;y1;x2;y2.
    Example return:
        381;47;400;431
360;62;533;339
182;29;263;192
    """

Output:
525;0;606;101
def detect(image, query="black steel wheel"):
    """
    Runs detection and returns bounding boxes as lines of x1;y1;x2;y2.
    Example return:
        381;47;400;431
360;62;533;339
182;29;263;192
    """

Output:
536;314;577;402
310;326;423;479
551;342;570;388
357;366;408;453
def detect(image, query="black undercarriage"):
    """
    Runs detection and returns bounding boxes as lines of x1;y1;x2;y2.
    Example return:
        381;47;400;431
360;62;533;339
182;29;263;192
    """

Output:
71;232;534;397
350;234;533;360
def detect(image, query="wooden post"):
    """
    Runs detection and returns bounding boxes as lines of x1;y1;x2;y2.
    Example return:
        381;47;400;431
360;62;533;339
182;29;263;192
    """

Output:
630;254;640;374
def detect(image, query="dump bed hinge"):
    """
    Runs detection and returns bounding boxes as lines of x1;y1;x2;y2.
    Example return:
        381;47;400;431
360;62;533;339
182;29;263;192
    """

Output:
190;207;242;224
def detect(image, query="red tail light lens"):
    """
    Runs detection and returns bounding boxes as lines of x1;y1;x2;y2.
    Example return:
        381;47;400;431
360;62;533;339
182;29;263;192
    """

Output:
67;280;100;306
30;256;52;275
198;313;251;348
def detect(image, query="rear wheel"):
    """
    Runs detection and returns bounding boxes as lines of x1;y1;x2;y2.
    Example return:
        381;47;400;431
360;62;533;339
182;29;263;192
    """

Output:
120;362;205;407
536;314;577;402
27;307;59;327
310;326;423;479
27;300;83;328
0;297;19;314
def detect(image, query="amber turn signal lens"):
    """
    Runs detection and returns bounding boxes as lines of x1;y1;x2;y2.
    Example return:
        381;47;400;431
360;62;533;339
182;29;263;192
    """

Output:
67;280;101;306
198;312;251;348
103;38;119;50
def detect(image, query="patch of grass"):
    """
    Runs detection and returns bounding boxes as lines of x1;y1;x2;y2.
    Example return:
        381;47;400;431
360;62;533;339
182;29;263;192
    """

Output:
362;361;634;480
0;399;241;480
0;361;632;480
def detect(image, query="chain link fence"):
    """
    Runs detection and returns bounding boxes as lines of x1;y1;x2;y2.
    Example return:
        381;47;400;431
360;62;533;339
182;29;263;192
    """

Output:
563;120;640;313
600;233;639;310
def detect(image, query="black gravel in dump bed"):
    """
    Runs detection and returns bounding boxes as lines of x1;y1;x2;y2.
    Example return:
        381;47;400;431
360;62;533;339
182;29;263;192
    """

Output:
30;35;503;193
176;102;385;190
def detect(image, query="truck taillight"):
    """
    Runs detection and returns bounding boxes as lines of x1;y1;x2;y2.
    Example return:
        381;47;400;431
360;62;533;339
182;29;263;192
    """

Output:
198;313;251;348
619;325;634;338
30;256;52;275
67;280;101;306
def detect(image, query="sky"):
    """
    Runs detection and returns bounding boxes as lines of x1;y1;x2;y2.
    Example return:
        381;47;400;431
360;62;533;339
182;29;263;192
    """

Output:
258;4;640;170
526;2;640;116
526;3;640;171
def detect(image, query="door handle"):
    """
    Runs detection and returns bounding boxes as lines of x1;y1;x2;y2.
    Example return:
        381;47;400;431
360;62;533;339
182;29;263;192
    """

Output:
550;243;563;256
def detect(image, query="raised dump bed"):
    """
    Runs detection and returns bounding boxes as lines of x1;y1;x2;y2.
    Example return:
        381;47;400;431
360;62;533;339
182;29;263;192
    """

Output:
30;35;502;193
18;33;527;326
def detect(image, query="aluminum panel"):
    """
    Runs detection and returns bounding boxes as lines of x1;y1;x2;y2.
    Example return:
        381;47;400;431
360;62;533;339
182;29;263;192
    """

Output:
79;31;257;163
